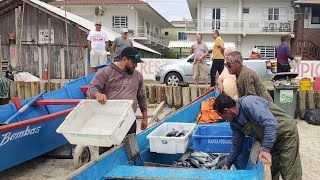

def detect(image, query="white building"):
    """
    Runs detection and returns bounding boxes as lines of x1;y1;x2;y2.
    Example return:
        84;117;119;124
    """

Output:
186;0;295;58
50;0;173;53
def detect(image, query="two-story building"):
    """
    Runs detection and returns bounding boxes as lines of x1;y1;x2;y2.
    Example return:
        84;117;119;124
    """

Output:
292;0;320;60
186;0;295;58
50;0;173;54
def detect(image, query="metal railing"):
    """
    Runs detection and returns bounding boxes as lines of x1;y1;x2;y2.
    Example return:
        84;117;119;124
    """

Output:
185;19;293;33
295;39;320;60
112;26;169;47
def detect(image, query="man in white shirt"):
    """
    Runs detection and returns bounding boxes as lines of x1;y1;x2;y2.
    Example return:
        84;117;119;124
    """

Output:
87;20;109;72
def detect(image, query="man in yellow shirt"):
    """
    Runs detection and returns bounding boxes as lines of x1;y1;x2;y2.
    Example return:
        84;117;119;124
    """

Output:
211;30;224;87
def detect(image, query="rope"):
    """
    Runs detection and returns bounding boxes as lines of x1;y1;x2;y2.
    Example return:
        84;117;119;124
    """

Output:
0;77;11;99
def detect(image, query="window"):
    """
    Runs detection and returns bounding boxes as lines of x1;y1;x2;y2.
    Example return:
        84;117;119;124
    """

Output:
164;31;169;35
176;54;189;59
268;8;279;20
178;32;186;40
311;7;320;24
112;16;128;28
243;8;250;14
255;46;276;58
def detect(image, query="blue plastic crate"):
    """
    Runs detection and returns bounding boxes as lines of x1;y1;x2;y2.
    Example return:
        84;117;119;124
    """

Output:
192;125;251;153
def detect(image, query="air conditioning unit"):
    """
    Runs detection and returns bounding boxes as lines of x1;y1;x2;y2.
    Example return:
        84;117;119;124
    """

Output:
95;6;104;16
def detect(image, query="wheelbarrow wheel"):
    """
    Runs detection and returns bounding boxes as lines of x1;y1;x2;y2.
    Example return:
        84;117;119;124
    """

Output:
73;145;91;169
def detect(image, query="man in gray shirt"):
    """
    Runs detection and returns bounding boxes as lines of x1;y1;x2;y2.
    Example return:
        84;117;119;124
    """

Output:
190;35;209;87
112;28;133;62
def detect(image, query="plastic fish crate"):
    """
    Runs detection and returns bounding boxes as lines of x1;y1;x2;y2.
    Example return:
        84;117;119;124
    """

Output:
56;99;135;147
147;122;196;154
192;125;252;153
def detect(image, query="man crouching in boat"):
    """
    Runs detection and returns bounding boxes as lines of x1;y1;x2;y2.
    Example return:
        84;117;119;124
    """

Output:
214;93;302;180
87;47;148;154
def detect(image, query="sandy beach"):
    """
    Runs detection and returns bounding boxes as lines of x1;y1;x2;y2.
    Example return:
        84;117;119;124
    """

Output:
0;119;319;180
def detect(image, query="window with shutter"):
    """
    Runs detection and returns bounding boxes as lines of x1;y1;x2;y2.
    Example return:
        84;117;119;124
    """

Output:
112;16;128;29
255;46;276;58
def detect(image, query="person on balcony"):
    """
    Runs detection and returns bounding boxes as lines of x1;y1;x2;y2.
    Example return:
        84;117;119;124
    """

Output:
112;28;133;62
87;20;109;72
190;34;209;87
210;30;225;88
275;36;299;73
249;48;261;58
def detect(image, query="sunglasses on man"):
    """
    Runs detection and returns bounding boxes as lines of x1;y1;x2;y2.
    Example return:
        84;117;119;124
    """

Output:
95;24;102;27
224;62;235;68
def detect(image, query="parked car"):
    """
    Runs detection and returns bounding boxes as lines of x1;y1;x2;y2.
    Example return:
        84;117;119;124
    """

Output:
155;50;275;86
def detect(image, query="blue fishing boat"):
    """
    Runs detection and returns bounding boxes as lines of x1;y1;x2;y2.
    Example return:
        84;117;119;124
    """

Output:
67;90;267;180
0;73;95;172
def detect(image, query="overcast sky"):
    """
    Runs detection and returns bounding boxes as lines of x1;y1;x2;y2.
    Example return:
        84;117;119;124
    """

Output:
143;0;192;22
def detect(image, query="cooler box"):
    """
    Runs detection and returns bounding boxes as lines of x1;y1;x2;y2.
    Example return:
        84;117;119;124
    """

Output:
192;125;251;153
147;122;196;154
56;99;135;147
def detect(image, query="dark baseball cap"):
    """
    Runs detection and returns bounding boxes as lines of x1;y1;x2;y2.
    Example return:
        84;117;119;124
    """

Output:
120;47;144;63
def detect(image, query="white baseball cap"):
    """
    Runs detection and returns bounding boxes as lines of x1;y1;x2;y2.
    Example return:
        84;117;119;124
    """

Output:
106;52;111;55
121;28;128;33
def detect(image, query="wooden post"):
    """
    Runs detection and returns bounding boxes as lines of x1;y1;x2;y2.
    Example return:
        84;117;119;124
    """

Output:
198;86;207;96
31;81;40;96
173;86;182;108
190;86;198;101
47;17;52;91
9;81;17;99
0;35;2;76
298;91;306;119
24;82;31;99
38;47;43;79
50;82;61;91
156;85;165;104
315;91;320;108
182;87;191;106
147;85;156;104
165;86;173;106
306;90;315;110
17;81;24;99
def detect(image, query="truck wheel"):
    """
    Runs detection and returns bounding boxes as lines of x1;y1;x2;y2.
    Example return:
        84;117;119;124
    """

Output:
73;145;91;169
165;72;182;86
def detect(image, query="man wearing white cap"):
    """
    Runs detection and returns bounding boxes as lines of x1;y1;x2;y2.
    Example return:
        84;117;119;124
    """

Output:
87;20;109;72
112;28;133;62
106;52;112;65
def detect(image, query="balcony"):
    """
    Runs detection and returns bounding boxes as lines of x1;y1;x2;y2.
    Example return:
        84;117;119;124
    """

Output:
185;19;293;34
112;26;169;48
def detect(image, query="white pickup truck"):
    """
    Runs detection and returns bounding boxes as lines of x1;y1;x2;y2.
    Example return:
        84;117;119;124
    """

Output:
155;50;275;86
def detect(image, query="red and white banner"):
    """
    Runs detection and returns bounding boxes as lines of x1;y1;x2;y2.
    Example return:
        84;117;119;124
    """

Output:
292;61;320;78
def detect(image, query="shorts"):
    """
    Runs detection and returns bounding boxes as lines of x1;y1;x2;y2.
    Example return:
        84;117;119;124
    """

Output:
193;63;208;80
90;51;106;67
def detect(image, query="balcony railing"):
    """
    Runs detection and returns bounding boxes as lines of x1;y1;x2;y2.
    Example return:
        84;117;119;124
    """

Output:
112;26;169;47
185;19;293;33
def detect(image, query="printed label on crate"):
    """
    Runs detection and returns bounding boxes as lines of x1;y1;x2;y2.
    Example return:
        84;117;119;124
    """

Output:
161;140;168;144
280;90;293;103
208;139;232;144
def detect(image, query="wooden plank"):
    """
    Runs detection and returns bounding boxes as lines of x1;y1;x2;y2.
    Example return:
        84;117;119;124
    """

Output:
50;82;61;91
9;81;17;99
38;47;43;79
60;48;65;79
306;90;315;110
190;86;198;101
24;82;31;99
148;101;165;124
165;86;173;107
173;86;182;108
298;91;306;119
182;87;191;106
31;81;40;97
16;81;24;99
315;91;320;108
